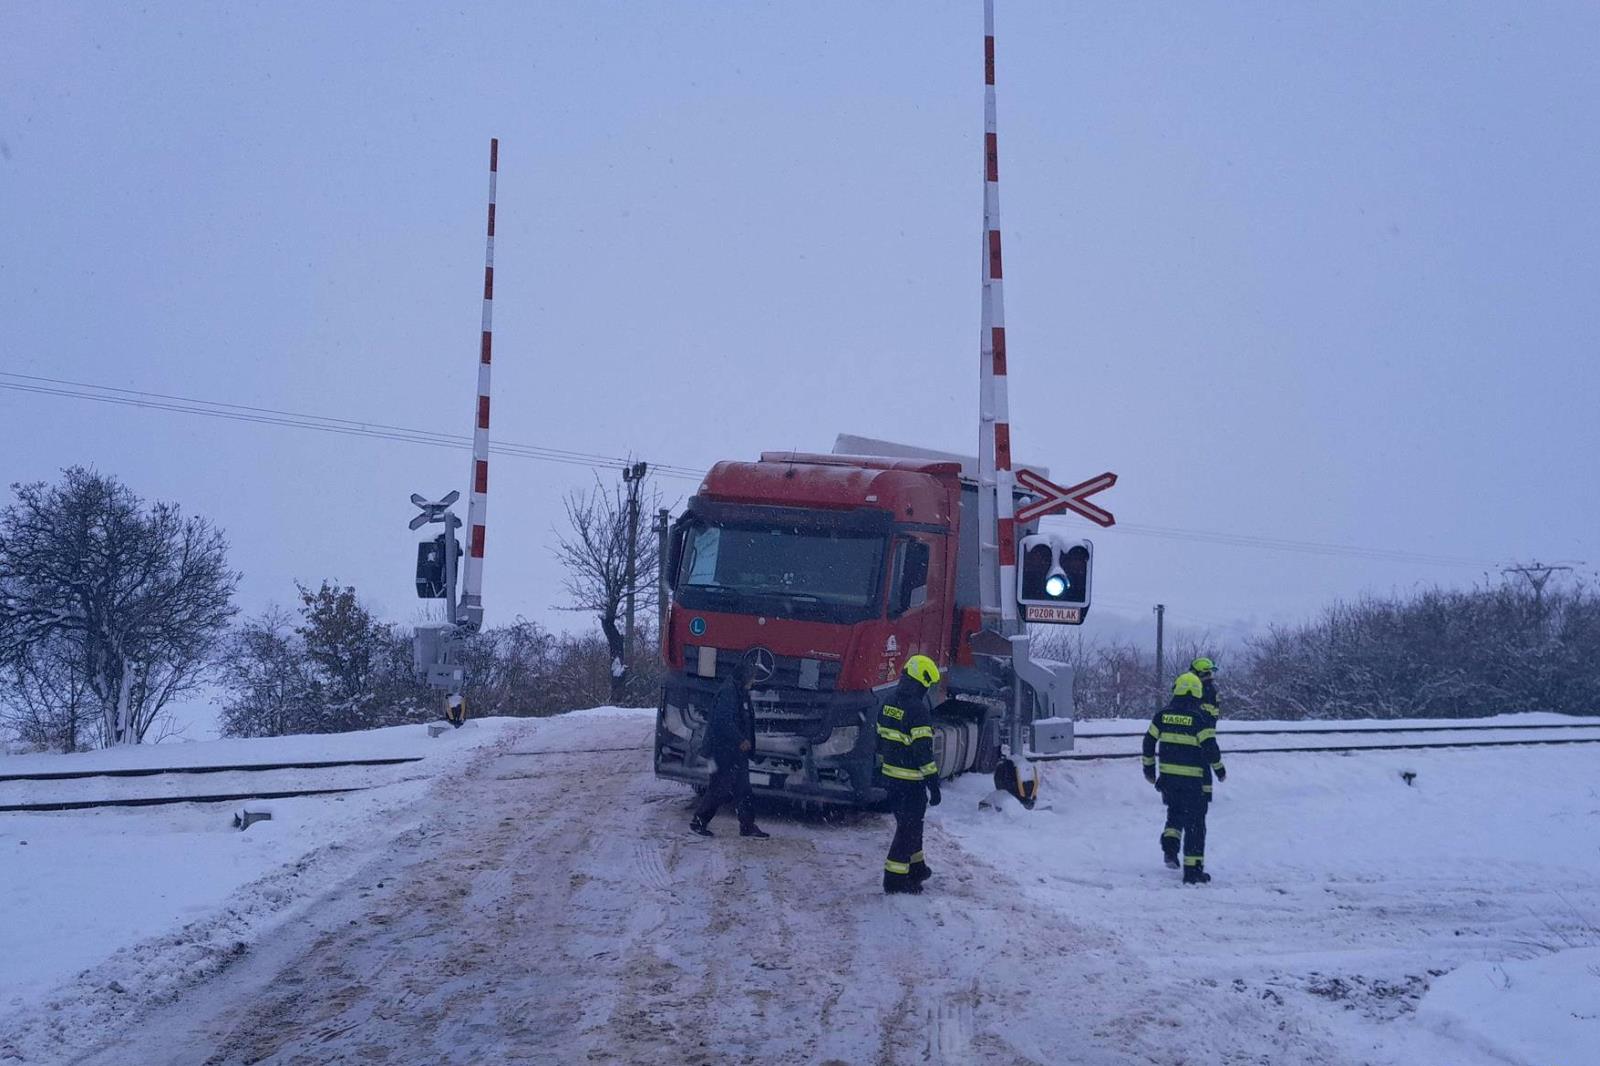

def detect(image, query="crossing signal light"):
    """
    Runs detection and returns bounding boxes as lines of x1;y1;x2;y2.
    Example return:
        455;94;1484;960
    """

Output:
1017;534;1092;624
416;535;449;599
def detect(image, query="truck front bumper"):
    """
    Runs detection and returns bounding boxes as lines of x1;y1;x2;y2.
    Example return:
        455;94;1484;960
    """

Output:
654;682;886;807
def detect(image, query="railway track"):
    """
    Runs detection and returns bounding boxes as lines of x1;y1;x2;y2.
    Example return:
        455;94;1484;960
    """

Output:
1062;719;1600;761
0;756;427;814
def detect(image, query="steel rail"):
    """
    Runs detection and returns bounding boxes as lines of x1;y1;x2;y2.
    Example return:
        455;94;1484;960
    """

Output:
1074;721;1600;741
1051;735;1600;761
0;787;367;814
0;756;424;785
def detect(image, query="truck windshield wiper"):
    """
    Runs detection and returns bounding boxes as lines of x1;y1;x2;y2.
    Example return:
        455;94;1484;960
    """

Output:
684;582;742;596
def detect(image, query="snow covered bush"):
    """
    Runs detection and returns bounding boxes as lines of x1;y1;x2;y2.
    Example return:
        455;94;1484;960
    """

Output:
218;583;432;737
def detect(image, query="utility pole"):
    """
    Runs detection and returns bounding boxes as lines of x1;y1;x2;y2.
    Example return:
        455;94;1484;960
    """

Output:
655;507;671;639
1153;603;1166;707
1502;561;1571;614
622;461;648;673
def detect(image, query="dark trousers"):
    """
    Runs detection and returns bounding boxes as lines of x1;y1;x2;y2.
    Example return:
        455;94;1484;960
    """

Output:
883;779;928;884
1161;782;1209;868
694;759;754;829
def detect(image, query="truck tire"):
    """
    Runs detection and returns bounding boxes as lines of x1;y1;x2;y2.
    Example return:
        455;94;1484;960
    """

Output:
974;717;1003;775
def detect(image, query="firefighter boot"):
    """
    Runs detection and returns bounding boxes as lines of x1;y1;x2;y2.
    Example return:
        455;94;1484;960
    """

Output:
910;860;932;884
883;870;923;895
739;825;771;839
689;818;713;837
1161;830;1181;869
1182;863;1211;885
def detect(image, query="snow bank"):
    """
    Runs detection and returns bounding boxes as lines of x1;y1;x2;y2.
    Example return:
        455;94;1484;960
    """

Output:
937;729;1600;1064
1421;947;1600;1065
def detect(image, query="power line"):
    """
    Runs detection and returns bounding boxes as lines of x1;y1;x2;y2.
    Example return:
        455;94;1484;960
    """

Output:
0;372;706;482
1101;521;1495;569
0;369;1508;569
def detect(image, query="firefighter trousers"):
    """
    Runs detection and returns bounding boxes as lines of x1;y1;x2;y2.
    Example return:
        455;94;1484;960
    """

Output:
883;778;928;887
694;761;755;830
1160;782;1208;869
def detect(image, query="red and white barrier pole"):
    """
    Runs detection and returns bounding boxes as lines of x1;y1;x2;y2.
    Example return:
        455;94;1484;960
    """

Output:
978;0;1017;630
459;137;496;631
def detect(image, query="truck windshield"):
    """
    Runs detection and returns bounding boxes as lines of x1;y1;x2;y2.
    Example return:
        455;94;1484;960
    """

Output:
677;520;885;617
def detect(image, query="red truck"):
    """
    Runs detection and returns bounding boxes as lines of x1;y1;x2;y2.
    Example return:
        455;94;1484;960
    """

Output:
654;436;1083;807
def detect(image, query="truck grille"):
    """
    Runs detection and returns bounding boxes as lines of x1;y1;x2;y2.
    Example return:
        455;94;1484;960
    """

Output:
683;645;842;692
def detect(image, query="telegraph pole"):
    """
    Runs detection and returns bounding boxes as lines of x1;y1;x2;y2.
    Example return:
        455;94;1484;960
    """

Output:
655;507;671;638
622;461;648;671
1502;561;1571;613
1153;603;1166;707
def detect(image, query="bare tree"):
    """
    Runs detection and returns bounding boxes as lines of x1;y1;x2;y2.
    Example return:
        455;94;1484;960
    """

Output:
0;632;94;752
0;468;238;745
551;473;661;705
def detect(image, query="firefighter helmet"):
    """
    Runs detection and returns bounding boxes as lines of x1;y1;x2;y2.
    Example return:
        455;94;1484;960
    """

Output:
1173;672;1204;698
903;654;941;688
1191;656;1216;676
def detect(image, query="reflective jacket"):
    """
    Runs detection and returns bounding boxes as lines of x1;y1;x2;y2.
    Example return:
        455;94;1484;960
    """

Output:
1142;676;1224;789
876;674;937;783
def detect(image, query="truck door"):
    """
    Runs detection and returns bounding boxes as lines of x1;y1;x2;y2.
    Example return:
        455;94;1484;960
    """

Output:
887;533;945;667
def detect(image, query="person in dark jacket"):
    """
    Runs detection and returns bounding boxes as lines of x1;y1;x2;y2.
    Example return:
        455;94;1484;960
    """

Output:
878;654;943;894
1142;657;1226;883
1196;658;1222;802
690;652;771;838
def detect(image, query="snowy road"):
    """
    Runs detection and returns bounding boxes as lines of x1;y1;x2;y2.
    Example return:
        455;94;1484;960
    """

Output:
17;709;1593;1065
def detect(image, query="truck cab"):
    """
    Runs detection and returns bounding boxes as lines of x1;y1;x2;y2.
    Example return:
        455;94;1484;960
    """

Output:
654;447;1008;806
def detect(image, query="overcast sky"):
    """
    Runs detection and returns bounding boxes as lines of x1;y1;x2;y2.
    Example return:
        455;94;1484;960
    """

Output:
4;1;1598;658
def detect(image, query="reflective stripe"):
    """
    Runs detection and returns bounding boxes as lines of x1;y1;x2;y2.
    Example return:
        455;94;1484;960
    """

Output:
877;725;913;745
1183;855;1204;866
1146;723;1161;738
910;851;925;863
1160;732;1200;746
919;763;939;777
1202;785;1213;793
1161;764;1204;778
1140;756;1156;766
1197;728;1217;742
1212;762;1225;771
885;859;911;874
910;725;933;740
882;705;905;721
1161;828;1180;839
882;764;924;781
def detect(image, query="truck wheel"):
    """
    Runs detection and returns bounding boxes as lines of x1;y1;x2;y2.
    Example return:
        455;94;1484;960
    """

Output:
974;718;1002;775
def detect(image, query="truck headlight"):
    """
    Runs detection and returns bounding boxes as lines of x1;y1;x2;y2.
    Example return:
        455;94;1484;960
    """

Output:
661;702;692;739
812;725;858;759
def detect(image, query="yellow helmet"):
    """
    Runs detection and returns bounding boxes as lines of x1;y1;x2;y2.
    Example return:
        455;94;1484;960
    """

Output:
903;654;941;688
1173;672;1203;698
1191;657;1216;676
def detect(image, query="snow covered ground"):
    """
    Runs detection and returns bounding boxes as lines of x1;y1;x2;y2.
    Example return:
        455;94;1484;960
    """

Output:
0;719;520;1026
1;709;1596;1064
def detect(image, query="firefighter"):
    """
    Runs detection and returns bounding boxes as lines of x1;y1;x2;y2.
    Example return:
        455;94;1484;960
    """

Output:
689;651;771;838
1195;657;1222;802
1142;657;1226;884
878;654;942;895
